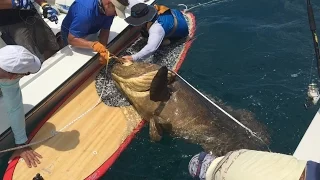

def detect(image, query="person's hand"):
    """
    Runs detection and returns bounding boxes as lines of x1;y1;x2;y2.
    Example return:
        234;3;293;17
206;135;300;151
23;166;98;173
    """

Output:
99;54;108;65
92;41;108;54
99;50;111;65
41;3;59;24
122;55;133;62
8;145;42;168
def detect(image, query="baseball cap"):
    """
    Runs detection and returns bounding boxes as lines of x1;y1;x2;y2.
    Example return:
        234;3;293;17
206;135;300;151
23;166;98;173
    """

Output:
110;0;127;19
0;45;41;74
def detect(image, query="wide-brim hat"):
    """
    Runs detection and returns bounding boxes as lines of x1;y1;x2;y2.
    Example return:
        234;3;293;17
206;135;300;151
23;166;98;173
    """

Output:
125;3;157;26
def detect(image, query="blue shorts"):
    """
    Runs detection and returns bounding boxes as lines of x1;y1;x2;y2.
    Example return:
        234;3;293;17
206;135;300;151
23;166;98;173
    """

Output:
306;161;320;180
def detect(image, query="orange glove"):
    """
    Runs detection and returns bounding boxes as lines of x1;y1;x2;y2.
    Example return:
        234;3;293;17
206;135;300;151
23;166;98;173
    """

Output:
99;51;110;65
92;41;107;53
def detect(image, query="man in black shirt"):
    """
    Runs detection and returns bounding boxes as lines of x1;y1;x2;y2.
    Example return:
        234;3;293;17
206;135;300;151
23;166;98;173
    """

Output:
0;0;60;61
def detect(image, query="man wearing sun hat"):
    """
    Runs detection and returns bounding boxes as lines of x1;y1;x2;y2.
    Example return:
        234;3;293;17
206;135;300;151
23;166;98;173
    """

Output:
61;0;129;64
122;3;189;62
0;45;43;168
188;149;320;180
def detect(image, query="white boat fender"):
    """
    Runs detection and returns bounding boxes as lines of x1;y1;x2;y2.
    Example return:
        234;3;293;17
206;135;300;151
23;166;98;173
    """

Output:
305;83;320;108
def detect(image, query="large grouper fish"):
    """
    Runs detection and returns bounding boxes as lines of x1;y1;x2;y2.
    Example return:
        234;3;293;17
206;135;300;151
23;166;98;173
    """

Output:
111;61;270;156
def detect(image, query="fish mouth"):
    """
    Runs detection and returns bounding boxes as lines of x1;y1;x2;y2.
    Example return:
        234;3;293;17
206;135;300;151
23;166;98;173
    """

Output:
112;69;159;93
111;62;160;80
111;62;175;96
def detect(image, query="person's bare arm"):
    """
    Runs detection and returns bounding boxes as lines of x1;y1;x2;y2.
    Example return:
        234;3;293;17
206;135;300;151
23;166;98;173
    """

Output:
99;29;110;46
9;144;42;168
67;33;94;49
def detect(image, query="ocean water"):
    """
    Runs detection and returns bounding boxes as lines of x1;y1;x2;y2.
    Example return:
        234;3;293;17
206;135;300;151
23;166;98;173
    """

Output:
103;0;320;179
1;0;320;179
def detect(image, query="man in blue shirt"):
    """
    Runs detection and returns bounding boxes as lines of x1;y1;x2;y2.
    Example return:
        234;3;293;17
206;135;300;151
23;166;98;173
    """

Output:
61;0;129;64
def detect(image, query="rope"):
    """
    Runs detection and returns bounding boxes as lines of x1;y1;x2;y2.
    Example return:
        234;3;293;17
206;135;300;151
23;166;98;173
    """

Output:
170;70;271;152
178;0;225;13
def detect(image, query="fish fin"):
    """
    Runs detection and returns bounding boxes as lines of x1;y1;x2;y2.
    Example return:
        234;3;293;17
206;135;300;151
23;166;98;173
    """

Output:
160;123;172;132
149;117;163;142
150;66;171;102
154;115;172;132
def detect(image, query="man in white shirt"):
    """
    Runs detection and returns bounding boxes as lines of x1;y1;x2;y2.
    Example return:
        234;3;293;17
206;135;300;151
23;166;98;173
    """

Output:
122;3;189;61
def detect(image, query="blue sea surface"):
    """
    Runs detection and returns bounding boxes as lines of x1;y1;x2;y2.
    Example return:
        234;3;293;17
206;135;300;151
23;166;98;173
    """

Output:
103;0;320;179
1;0;320;179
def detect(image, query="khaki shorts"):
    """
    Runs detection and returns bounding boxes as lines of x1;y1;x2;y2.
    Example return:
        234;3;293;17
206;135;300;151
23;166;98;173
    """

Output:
0;13;59;62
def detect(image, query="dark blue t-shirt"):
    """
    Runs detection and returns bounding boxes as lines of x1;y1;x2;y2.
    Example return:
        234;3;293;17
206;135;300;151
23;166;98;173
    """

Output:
61;0;114;38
